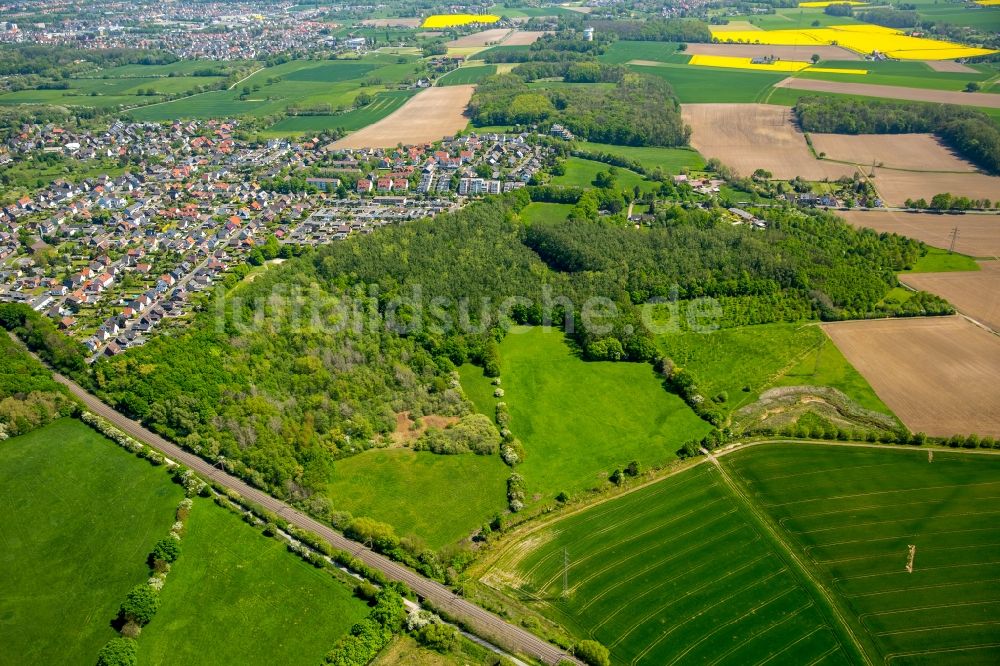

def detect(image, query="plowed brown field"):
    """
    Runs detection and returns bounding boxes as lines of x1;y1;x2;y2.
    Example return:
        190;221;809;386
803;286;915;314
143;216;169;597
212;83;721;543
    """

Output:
822;317;1000;437
327;85;473;149
902;261;1000;333
838;210;1000;257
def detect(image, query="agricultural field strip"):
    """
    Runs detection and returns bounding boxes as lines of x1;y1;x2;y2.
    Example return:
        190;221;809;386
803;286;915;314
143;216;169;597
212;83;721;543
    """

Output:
492;463;851;665
706;451;873;664
724;444;1000;662
531;496;731;589
519;467;711;577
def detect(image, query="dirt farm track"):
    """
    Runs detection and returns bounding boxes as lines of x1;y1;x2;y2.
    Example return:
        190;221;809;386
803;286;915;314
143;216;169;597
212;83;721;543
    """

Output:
822;317;1000;438
774;77;1000;109
328;85;474;149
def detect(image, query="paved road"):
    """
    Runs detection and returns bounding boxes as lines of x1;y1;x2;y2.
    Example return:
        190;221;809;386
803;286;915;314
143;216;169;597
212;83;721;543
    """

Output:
51;371;576;665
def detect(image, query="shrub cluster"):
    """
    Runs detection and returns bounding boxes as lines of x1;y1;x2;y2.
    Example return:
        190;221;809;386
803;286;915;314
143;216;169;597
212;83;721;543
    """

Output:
412;413;501;455
507;473;526;513
324;588;405;666
80;411;167;466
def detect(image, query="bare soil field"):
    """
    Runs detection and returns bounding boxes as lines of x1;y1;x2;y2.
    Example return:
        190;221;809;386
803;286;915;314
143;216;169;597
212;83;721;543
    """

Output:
361;18;421;27
924;60;977;73
446;29;512;48
838;210;1000;257
810;133;975;172
682;103;853;179
503;30;546;46
823;316;1000;437
328;85;474;149
389;411;460;445
686;42;860;60
774;77;1000;108
901;261;1000;332
871;170;1000;207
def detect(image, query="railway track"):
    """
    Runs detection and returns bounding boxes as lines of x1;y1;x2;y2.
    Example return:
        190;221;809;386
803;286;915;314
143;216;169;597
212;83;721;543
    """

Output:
49;371;577;666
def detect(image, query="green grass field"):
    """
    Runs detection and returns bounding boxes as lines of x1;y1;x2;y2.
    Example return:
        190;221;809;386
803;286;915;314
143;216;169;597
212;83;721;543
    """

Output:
728;7;862;30
266;89;418;135
598;41;687;65
138;497;368;665
129;56;417;123
460;327;712;500
437;65;497;86
518;202;574;225
0;419;183;665
552;157;656;193
903;247;982;272
488;463;857;665
574;141;705;173
324;448;510;549
629;62;784;103
725;443;1000;664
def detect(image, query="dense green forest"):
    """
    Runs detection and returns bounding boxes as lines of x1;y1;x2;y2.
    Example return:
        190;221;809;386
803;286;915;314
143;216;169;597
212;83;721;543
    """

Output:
795;97;1000;174
0;317;77;437
469;71;688;147
76;191;951;535
0;45;178;77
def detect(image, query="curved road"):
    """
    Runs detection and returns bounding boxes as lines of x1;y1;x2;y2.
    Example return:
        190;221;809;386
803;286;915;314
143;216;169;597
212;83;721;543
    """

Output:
52;372;576;666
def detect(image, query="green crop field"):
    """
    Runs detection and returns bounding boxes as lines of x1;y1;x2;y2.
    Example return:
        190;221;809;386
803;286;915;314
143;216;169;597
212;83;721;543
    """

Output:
728;8;861;30
324;448;510;548
470;45;531;61
0;419;183;665
725;443;1000;664
138;497;368;665
460;327;712;501
551;157;656;193
266;89;418;135
629;62;784;103
798;60;994;92
574;141;705;173
486;463;858;665
598;41;687;65
437;65;497;86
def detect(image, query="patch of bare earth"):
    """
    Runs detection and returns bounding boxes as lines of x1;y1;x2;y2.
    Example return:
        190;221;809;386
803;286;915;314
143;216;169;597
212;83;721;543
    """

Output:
838;210;1000;257
389;411;460;445
774;77;1000;109
924;60;977;73
361;17;421;27
503;30;546;46
686;43;860;60
901;261;1000;333
446;28;512;48
327;85;474;149
822;317;1000;437
810;133;975;172
682;103;854;180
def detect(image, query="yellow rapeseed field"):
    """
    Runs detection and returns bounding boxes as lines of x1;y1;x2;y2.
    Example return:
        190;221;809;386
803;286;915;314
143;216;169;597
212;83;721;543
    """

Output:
688;54;867;74
974;0;1000;5
421;14;500;28
710;23;996;60
689;54;811;71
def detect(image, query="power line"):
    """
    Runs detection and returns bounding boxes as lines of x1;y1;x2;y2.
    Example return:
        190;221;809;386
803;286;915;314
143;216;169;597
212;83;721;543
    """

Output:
948;226;960;254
